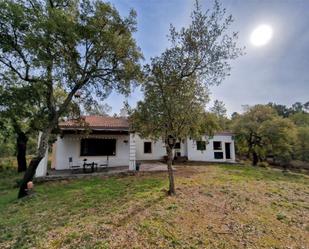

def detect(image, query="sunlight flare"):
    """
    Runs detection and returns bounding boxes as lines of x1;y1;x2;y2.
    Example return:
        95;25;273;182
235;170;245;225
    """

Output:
250;24;273;46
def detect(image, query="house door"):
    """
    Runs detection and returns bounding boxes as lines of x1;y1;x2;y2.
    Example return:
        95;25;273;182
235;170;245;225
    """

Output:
225;143;231;159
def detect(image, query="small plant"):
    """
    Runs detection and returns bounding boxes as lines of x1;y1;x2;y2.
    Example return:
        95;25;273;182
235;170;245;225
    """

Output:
276;213;286;221
167;204;178;210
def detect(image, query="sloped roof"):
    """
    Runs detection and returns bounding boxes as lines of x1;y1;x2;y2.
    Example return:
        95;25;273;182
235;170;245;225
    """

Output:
59;115;234;135
214;131;235;136
59;115;129;130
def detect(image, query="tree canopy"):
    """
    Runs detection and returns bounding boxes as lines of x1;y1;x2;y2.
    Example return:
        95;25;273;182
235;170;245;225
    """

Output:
130;0;242;194
0;0;143;198
233;105;297;166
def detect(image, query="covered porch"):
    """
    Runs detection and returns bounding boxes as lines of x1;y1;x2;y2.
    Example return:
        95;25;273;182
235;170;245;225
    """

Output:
35;121;137;178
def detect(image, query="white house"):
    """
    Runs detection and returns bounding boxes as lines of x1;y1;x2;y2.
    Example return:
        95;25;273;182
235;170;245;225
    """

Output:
36;116;235;176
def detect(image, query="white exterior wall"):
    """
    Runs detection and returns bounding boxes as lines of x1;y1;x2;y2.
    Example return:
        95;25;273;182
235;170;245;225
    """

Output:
54;134;130;170
135;136;166;160
52;133;235;170
135;135;187;161
187;135;235;162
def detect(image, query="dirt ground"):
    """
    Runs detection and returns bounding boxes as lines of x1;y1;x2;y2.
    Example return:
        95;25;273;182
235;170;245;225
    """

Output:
106;166;309;249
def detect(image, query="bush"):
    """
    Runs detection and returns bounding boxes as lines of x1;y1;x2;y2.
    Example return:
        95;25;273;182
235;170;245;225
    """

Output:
257;161;269;168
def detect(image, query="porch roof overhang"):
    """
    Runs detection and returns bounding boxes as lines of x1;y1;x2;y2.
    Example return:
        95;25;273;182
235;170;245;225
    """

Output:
58;116;130;136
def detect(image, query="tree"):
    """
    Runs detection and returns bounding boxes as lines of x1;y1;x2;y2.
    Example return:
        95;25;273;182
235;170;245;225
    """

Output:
291;102;304;113
289;112;309;127
289;111;309;162
0;83;43;172
294;126;309;162
118;101;130;117
304;101;309;112
83;101;112;116
268;101;309;118
0;0;142;198
210;99;229;130
259;117;296;165
267;102;290;118
231;111;239;120
130;1;242;195
211;100;227;117
233;105;296;166
0;117;15;158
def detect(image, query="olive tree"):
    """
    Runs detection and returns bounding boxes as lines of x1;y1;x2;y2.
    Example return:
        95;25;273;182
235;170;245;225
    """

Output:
130;1;242;195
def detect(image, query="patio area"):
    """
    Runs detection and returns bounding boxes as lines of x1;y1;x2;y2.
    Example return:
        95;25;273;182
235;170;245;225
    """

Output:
35;162;172;182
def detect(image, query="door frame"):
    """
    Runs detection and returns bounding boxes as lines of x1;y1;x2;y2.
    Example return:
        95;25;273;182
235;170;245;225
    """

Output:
225;142;231;159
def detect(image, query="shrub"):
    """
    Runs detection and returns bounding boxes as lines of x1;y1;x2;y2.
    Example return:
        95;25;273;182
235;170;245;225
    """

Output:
257;161;269;168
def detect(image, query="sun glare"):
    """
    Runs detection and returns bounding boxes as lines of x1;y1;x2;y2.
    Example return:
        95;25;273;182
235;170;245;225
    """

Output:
250;25;273;46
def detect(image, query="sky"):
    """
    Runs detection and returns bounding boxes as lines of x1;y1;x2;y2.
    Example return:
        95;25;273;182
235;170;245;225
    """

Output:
105;0;309;116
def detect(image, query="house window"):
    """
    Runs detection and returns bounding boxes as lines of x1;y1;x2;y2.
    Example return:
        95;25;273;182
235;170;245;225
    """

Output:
144;142;152;153
80;139;116;156
174;142;181;149
196;141;206;151
213;141;222;150
214;152;224;159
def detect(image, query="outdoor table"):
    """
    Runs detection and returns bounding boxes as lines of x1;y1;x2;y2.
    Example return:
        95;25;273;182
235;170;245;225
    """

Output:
83;162;98;173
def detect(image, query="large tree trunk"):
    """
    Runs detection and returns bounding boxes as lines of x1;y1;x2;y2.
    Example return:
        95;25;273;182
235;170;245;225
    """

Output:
16;131;28;173
18;129;50;198
252;151;258;166
166;146;175;195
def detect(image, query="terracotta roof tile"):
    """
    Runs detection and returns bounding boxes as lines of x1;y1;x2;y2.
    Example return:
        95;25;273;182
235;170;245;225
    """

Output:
59;115;129;130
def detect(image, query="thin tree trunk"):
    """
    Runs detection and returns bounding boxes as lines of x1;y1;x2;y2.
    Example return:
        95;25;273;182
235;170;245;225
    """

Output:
16;131;28;173
18;129;50;198
166;146;175;195
252;151;258;166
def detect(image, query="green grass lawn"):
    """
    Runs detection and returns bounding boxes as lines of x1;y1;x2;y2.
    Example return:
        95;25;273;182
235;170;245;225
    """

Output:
0;164;308;249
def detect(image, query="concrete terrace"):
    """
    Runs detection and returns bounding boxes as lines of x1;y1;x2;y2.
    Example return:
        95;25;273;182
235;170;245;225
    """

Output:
35;162;173;182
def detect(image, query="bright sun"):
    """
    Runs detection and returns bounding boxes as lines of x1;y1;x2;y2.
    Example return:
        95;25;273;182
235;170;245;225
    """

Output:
250;24;273;46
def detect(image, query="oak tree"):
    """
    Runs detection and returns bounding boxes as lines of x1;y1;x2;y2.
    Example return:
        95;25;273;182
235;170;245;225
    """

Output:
233;105;296;166
0;0;142;198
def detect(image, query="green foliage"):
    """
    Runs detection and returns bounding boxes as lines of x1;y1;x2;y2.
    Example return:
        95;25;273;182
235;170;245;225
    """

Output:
0;0;142;191
268;101;309;118
210;99;230;130
233;105;297;165
83;101;112;116
257;161;269;168
130;0;242;194
289;112;309;127
131;0;241;143
294;126;309;161
234;102;309;164
0;0;142;131
211;100;227;117
260;117;296;164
